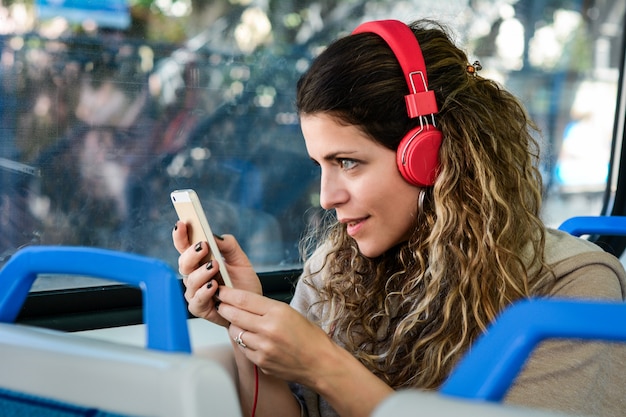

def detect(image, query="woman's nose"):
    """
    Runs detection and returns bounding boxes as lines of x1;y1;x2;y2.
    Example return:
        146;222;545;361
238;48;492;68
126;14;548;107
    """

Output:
319;171;348;210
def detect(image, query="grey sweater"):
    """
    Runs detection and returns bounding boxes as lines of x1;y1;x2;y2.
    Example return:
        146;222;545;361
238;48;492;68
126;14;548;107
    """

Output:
289;229;626;417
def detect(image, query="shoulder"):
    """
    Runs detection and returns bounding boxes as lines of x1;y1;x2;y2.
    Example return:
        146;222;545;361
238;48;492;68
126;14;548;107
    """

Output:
543;228;626;300
302;242;333;278
289;243;333;322
544;228;607;260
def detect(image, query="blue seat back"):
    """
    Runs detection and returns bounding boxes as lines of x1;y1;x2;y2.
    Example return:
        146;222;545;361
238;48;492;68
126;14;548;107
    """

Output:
440;298;626;401
0;245;190;353
557;215;626;237
0;246;240;417
440;216;626;401
0;386;128;417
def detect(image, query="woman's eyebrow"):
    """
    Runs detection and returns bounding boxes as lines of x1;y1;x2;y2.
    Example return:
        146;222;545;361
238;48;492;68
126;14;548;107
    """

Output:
321;150;358;162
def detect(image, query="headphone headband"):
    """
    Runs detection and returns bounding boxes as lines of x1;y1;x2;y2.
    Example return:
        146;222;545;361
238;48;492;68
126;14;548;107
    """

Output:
351;20;443;187
352;20;439;119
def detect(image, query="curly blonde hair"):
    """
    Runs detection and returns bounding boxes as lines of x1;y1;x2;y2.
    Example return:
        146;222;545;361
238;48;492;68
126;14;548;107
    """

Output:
296;20;555;390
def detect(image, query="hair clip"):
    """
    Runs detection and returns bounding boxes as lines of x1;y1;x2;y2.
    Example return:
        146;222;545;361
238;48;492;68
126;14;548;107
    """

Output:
466;60;482;75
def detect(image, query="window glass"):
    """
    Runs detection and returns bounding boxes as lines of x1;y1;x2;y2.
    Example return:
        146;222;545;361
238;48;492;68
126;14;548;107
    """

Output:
0;0;623;291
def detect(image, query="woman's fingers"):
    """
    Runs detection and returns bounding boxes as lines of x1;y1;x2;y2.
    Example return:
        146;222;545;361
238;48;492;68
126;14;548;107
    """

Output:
174;225;247;277
216;288;295;344
215;234;254;269
186;278;229;327
187;277;218;313
178;241;211;278
216;287;330;383
228;324;258;351
185;258;220;294
183;257;228;326
216;286;270;317
173;226;261;325
218;301;265;336
172;220;191;253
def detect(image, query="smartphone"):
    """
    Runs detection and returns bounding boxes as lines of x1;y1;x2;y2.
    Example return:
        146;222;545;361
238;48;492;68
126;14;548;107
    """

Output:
171;189;233;287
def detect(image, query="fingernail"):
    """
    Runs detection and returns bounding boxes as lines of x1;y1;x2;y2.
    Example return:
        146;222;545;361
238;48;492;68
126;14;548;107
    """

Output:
206;280;213;289
173;223;178;231
206;260;213;270
213;233;224;241
194;242;202;252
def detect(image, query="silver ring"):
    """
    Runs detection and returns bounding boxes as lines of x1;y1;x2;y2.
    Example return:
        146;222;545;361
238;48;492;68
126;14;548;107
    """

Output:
234;330;247;349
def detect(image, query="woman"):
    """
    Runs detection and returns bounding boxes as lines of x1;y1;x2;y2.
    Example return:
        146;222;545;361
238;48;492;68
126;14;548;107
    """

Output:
174;19;626;417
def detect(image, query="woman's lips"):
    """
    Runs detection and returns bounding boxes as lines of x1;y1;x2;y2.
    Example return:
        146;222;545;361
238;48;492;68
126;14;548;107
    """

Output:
343;217;368;237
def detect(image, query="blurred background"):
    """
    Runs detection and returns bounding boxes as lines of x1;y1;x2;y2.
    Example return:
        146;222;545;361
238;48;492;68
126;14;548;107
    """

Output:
0;0;623;286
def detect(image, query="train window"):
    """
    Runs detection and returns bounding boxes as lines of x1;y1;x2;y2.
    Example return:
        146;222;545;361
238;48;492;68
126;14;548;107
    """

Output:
1;0;625;295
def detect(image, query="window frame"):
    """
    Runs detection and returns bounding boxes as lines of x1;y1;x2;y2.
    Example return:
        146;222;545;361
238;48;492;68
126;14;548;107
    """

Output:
16;269;301;331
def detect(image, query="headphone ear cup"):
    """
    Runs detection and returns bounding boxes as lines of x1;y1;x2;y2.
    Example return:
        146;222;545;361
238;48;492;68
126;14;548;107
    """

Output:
396;126;443;187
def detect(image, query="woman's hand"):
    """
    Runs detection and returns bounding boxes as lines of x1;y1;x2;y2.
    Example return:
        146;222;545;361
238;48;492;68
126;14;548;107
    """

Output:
218;287;395;416
172;221;262;326
215;286;339;386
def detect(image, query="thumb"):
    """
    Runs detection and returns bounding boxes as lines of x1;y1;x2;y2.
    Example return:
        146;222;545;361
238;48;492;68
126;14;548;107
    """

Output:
216;234;253;268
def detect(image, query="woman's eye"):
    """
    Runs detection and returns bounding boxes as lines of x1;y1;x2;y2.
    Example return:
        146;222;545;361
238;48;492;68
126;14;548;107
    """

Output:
339;159;358;170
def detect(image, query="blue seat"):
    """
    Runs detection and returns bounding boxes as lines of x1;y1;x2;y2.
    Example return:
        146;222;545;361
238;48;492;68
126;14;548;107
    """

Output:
373;298;625;417
440;298;626;401
0;245;190;352
557;215;626;237
0;246;241;417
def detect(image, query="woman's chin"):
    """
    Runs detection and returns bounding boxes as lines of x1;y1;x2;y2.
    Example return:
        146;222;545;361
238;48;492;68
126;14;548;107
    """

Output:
355;241;386;259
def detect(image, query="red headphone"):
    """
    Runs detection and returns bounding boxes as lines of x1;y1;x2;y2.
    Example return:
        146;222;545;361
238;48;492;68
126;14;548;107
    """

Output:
352;20;442;187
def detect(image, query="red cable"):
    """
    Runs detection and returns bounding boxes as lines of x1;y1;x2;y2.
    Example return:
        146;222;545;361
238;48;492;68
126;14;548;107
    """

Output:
251;364;259;417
